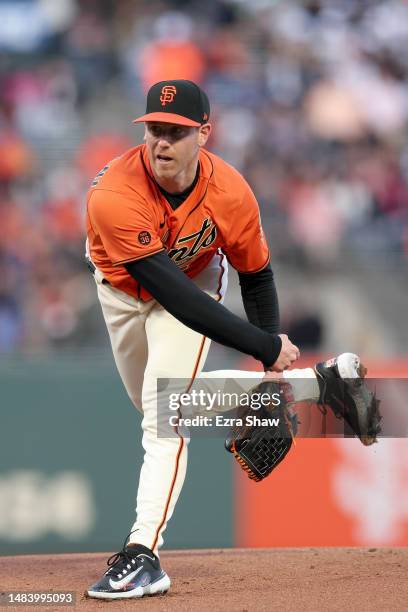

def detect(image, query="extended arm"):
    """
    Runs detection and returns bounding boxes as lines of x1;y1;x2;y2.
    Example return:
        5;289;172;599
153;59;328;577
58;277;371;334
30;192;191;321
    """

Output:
125;252;281;368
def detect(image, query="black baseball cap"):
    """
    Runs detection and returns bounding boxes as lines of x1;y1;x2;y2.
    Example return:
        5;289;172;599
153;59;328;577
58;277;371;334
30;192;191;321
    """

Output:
133;80;210;127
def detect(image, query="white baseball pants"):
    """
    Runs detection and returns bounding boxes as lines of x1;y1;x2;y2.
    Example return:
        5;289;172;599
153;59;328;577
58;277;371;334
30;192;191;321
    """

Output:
96;251;229;553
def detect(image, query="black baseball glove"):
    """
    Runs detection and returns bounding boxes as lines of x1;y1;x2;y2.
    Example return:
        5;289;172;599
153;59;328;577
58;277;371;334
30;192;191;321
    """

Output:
225;380;297;482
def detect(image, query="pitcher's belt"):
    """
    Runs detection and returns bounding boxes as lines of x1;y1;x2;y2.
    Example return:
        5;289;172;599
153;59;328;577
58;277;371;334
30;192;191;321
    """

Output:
85;258;110;285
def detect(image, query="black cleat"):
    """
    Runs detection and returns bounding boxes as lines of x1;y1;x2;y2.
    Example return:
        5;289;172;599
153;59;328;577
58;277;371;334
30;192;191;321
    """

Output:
315;353;382;446
86;543;170;600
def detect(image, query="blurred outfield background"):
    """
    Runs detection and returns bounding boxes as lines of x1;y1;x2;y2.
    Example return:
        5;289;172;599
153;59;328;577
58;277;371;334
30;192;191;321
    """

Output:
1;0;408;555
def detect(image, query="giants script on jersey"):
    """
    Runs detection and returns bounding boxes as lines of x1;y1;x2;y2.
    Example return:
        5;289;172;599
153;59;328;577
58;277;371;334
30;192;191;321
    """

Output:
167;218;217;269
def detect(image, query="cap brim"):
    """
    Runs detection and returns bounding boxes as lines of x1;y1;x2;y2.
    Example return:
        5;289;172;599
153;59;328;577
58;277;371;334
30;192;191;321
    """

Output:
133;112;201;127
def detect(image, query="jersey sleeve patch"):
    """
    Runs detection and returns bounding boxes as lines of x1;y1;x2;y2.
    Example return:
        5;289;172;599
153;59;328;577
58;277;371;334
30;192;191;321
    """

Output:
138;231;152;245
88;190;162;265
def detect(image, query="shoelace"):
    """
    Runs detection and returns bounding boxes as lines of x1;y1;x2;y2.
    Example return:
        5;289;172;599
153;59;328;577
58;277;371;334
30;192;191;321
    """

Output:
106;548;139;577
105;530;143;577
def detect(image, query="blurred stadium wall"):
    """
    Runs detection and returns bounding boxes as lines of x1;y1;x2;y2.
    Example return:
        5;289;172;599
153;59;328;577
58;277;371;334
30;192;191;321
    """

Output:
1;0;408;554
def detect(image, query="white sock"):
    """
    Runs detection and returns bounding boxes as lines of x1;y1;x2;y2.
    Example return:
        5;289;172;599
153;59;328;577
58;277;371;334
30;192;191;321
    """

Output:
199;368;320;403
282;367;320;402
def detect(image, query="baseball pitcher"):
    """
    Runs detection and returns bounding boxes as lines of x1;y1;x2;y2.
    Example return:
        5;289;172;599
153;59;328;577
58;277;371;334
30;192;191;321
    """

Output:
85;80;380;600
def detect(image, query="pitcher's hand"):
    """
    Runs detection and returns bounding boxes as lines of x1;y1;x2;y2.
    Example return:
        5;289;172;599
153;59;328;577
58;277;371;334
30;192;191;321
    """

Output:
269;334;300;373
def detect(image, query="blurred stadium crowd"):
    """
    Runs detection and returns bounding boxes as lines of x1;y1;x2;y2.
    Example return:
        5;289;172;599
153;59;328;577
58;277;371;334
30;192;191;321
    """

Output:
1;0;407;352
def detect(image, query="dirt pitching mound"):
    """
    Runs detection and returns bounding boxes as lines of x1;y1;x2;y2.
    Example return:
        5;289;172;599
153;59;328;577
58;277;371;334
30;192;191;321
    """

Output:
1;548;407;611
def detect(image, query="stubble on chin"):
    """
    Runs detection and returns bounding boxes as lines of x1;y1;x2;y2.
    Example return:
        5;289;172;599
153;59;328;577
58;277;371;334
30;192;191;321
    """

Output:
155;161;178;179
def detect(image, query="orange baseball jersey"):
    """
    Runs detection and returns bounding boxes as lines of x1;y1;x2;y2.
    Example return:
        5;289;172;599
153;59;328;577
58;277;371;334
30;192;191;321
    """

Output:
86;145;269;301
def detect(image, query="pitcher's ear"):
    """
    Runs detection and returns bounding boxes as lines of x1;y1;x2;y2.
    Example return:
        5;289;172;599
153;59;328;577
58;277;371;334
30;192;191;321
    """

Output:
198;123;211;146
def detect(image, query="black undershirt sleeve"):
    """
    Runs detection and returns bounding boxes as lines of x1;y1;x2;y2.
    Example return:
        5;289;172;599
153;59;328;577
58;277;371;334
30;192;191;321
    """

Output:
238;263;279;334
125;252;282;368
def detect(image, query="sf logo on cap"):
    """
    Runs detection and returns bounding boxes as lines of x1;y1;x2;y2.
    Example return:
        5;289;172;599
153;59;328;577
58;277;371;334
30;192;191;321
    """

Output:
160;85;177;106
